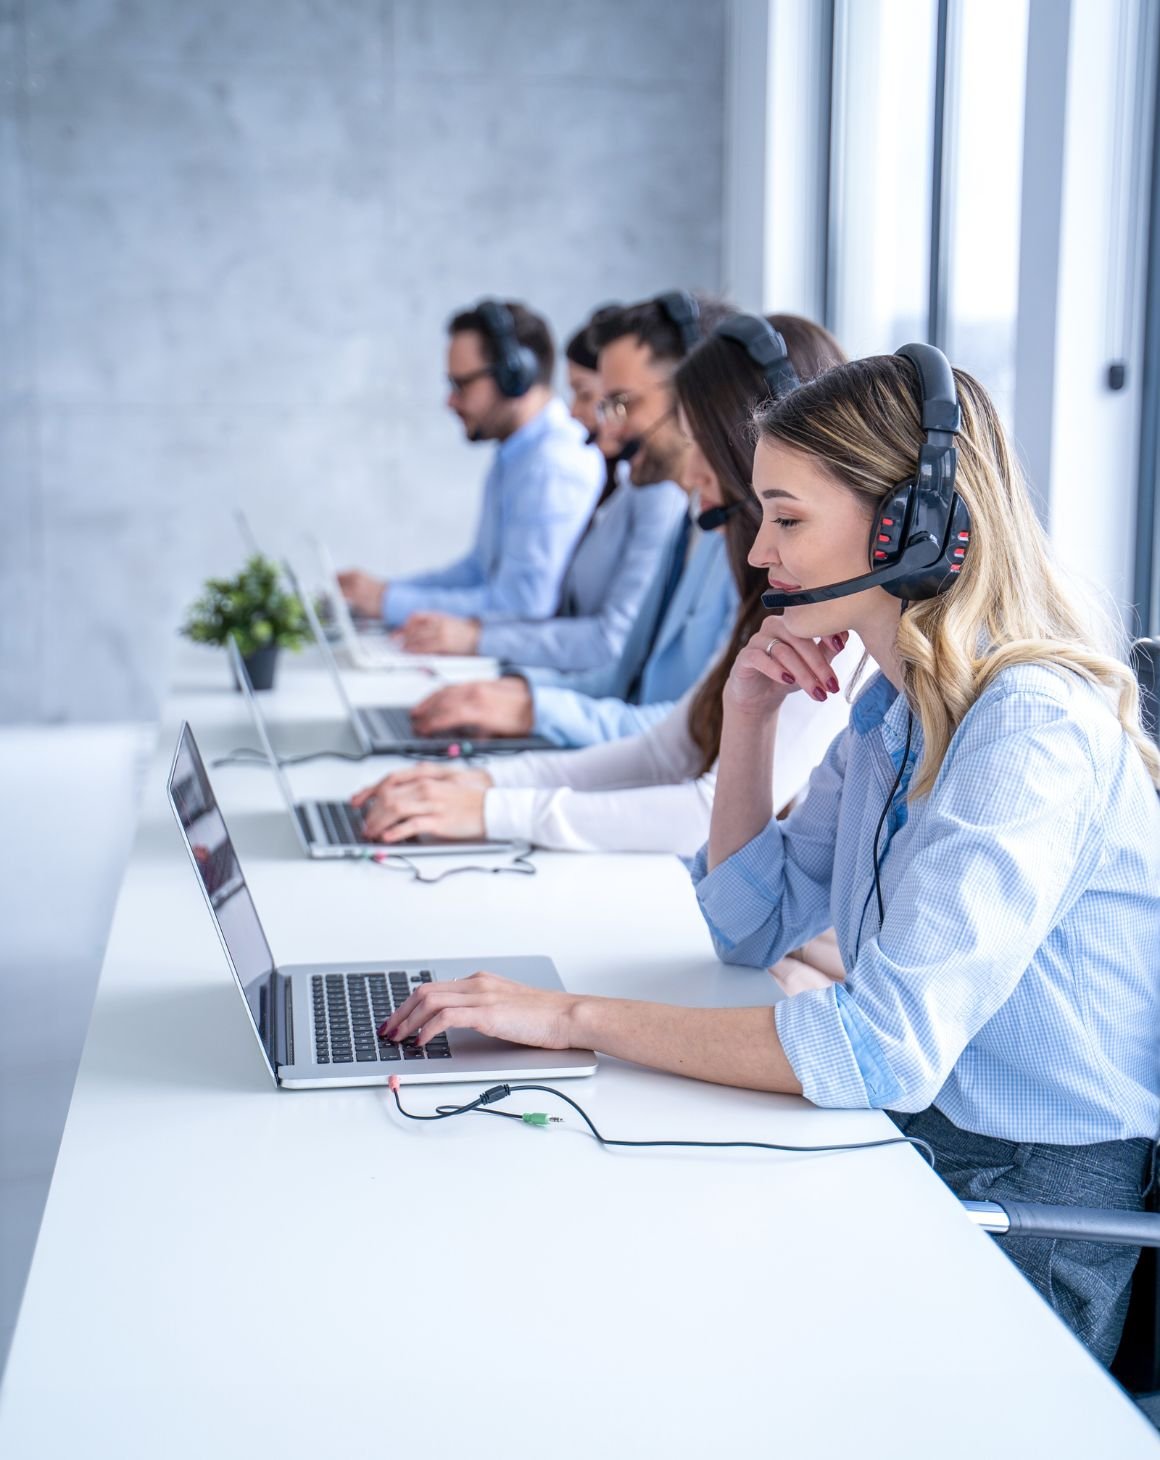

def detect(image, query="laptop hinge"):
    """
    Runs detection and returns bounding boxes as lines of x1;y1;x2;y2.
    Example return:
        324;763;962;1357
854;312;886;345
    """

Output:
294;804;315;845
266;969;293;1072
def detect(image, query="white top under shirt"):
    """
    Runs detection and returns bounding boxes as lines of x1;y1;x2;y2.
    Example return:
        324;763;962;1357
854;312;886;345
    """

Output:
483;642;861;855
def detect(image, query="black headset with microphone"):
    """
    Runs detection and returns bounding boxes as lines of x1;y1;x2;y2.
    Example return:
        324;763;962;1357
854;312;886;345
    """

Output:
475;299;539;398
761;342;971;613
697;314;802;532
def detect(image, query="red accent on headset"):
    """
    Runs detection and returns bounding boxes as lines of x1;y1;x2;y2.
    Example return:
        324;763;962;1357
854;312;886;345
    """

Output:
874;550;887;560
957;531;969;541
877;534;891;543
882;518;895;527
949;564;961;573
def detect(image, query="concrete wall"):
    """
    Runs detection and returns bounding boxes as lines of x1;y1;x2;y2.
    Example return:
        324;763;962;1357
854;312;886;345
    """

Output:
0;0;725;722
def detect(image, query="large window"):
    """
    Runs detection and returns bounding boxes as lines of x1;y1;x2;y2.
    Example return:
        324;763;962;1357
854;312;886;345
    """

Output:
945;0;1030;426
827;0;1029;428
828;0;937;360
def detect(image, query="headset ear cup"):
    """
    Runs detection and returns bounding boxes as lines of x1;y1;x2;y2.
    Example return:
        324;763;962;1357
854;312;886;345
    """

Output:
476;299;538;397
870;485;914;569
945;494;972;577
493;342;537;397
512;344;539;397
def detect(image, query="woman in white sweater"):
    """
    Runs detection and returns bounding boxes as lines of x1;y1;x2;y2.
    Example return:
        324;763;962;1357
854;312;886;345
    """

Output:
353;311;853;859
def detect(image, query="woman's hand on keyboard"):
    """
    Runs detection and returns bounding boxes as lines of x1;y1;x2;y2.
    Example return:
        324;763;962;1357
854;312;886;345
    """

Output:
351;761;492;824
380;971;579;1052
355;774;488;843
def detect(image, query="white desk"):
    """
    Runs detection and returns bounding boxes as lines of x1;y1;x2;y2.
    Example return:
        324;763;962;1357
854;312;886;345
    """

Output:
1;648;1155;1458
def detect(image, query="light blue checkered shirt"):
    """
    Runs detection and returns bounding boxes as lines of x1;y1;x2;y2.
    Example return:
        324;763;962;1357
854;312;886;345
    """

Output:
383;398;602;626
691;664;1160;1144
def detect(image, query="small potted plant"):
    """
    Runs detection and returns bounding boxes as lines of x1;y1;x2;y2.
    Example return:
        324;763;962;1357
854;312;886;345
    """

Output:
182;554;309;691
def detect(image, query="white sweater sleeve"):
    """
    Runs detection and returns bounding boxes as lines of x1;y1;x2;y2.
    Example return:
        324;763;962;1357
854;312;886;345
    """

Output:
480;646;859;856
482;689;712;853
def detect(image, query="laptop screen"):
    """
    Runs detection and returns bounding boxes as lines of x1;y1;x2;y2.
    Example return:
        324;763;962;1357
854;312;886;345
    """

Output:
283;561;371;750
226;637;308;851
167;722;278;1077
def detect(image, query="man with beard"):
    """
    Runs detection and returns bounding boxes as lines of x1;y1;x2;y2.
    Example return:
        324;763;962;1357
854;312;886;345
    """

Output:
393;305;687;688
405;292;740;748
338;299;602;629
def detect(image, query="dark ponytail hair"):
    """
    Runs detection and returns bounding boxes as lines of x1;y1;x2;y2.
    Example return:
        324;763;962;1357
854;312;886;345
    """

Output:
675;314;847;774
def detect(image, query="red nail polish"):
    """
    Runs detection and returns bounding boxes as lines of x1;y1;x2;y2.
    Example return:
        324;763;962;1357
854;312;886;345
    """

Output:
830;636;844;652
827;677;839;694
812;687;827;702
781;673;795;685
377;1020;392;1038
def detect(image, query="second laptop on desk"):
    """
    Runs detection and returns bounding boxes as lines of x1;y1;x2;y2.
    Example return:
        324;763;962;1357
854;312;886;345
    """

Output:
228;635;517;859
288;561;554;756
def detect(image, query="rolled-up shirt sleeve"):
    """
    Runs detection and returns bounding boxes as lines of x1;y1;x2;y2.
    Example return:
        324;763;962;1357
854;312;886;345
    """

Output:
774;693;1098;1110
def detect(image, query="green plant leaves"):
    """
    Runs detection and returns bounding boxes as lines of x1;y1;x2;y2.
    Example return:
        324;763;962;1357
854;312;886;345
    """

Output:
180;553;309;657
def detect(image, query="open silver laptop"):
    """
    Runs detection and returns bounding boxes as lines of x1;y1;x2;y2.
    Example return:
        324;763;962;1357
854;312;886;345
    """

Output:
287;561;554;757
313;536;498;676
168;721;597;1089
228;635;513;859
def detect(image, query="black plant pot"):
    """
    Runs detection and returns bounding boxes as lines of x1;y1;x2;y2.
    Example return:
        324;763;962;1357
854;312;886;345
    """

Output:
234;644;279;692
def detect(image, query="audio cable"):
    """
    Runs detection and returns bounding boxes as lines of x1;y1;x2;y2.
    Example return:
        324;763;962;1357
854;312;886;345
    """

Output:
388;1077;936;1167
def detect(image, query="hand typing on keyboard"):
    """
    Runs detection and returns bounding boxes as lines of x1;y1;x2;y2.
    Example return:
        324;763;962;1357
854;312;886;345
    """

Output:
354;773;489;843
379;970;580;1053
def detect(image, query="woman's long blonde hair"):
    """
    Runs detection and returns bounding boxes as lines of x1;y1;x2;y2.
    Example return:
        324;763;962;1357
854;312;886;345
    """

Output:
755;355;1160;796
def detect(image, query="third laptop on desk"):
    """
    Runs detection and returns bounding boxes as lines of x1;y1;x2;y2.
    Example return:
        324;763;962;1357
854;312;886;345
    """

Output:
287;561;554;756
228;635;516;859
312;536;499;677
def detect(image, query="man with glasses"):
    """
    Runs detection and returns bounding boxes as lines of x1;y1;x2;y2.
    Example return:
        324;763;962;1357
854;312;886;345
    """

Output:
403;293;740;748
339;300;602;629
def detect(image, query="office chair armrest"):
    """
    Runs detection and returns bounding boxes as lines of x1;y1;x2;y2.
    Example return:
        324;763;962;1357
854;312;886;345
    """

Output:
963;1200;1160;1248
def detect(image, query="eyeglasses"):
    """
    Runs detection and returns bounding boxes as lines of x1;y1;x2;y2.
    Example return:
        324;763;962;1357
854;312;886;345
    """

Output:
596;379;677;427
447;366;495;395
595;390;641;426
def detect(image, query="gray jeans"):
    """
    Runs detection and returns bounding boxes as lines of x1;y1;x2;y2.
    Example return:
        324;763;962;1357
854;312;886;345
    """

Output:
888;1105;1156;1366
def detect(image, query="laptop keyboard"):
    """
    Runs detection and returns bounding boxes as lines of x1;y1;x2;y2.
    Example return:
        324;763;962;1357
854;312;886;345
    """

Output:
311;970;452;1065
363;706;415;742
315;799;367;846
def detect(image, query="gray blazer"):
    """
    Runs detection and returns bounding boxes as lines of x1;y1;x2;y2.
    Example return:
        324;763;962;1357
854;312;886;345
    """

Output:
478;467;687;675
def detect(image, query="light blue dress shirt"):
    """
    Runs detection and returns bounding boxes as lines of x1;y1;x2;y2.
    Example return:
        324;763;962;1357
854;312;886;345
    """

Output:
477;470;687;678
383;398;603;626
691;663;1160;1144
528;525;739;748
